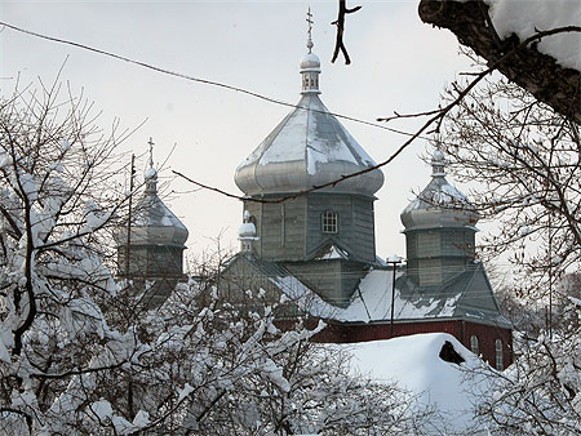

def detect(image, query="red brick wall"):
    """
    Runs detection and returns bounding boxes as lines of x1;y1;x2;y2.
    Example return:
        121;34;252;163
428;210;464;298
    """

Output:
305;319;513;367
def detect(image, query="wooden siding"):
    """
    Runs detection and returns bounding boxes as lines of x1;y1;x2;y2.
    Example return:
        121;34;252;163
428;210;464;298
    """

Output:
441;229;476;258
284;260;366;308
405;228;477;286
118;245;184;278
407;229;476;260
306;193;376;262
245;193;376;263
217;257;281;312
244;197;307;261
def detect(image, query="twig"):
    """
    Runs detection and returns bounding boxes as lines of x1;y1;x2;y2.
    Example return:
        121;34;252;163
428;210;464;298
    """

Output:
331;0;362;65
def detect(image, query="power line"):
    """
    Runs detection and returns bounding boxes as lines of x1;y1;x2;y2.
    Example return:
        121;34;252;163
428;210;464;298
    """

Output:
0;19;415;138
0;18;452;205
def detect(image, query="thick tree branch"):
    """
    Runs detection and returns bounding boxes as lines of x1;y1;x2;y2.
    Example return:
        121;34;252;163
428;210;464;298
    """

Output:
418;0;581;123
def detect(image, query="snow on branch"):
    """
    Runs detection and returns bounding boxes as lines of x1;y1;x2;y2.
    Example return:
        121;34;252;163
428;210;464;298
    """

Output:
418;0;581;123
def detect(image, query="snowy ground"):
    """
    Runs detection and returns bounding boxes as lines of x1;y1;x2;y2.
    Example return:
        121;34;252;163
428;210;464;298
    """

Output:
343;333;492;433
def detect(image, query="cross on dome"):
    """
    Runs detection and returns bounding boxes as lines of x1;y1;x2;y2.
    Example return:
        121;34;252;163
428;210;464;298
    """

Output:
300;8;321;94
306;7;314;53
145;137;158;194
148;137;155;169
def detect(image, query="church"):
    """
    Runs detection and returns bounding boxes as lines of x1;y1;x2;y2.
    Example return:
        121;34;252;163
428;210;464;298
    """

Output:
119;29;512;369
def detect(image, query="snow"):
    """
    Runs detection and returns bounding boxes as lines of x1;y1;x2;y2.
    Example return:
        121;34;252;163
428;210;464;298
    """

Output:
484;0;581;71
178;383;195;402
344;333;490;431
402;178;471;215
318;244;349;260
238;222;257;238
82;210;111;233
271;269;461;323
0;150;11;169
19;173;39;202
245;95;375;174
91;399;113;421
518;225;531;237
439;183;468;202
132;410;150;427
300;52;321;69
144;166;157;179
59;139;71;151
0;337;11;364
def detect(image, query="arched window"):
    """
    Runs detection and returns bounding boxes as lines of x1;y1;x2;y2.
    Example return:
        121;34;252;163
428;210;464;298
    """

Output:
321;210;338;234
495;339;504;370
470;335;479;356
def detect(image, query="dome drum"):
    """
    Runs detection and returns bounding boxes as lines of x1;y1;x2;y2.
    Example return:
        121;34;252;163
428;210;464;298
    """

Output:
115;226;188;247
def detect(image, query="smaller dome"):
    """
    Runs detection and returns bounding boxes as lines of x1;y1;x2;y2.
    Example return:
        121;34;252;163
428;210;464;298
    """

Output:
238;222;257;239
115;173;188;248
432;149;445;161
144;166;157;180
300;53;321;70
401;151;478;231
238;210;257;239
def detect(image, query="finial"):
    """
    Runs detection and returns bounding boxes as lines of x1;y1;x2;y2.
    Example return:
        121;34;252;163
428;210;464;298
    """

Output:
306;7;314;53
145;137;158;194
431;138;446;177
148;137;155;169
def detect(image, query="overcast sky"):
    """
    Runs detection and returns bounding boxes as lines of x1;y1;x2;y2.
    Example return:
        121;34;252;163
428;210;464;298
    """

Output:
0;1;475;263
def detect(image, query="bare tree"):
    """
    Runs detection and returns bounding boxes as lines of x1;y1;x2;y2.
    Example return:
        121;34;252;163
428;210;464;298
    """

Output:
438;75;579;303
0;78;434;435
431;63;581;433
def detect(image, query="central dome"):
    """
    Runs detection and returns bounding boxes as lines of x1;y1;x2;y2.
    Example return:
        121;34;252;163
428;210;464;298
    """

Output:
235;54;384;197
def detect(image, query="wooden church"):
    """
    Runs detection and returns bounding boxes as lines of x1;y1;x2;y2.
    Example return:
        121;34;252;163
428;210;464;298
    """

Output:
218;28;513;369
118;26;513;369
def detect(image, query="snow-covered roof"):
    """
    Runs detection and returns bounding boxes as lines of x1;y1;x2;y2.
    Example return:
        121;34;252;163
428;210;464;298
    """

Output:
235;49;384;197
314;244;350;261
229;255;510;327
401;151;479;231
344;332;492;431
117;169;188;247
238;222;257;239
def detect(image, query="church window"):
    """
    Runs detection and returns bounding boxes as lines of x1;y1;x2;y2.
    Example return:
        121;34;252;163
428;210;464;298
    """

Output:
495;339;504;370
470;335;479;355
322;210;338;234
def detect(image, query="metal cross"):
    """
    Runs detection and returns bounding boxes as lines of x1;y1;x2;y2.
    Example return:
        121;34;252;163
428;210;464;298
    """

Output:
148;137;155;168
306;7;314;53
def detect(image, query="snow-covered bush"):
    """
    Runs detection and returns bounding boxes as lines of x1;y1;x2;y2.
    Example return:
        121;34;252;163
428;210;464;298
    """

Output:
0;80;428;434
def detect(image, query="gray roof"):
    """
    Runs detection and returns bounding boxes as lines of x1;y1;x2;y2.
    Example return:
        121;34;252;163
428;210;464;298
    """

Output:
401;152;479;231
221;255;511;328
235;53;384;197
116;170;188;247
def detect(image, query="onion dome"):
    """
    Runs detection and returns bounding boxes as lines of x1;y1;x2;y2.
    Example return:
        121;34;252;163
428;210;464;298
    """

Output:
401;150;478;231
122;161;189;247
238;210;257;240
234;33;384;198
238;210;258;253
